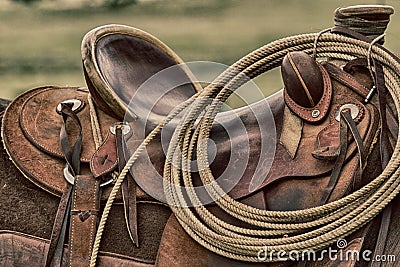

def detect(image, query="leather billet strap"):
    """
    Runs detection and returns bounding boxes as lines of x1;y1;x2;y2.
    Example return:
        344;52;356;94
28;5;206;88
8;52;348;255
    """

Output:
46;183;74;267
69;175;100;267
46;103;83;267
319;109;365;205
371;60;393;267
115;125;139;247
46;103;100;267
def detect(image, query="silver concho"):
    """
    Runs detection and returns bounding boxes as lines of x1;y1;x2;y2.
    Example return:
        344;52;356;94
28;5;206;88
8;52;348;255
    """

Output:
56;99;83;113
334;103;360;122
110;122;131;135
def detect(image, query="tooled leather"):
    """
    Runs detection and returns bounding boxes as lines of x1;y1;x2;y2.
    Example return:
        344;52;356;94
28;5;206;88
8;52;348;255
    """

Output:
283;63;333;123
69;175;100;267
312;122;340;160
2;87;73;196
263;83;379;210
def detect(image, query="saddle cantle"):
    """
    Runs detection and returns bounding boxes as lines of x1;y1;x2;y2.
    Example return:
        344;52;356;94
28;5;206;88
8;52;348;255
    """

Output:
2;25;203;266
81;24;202;120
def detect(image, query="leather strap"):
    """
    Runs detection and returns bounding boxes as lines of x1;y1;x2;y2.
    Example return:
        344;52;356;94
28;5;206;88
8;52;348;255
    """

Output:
319;109;349;204
116;126;139;247
90;131;118;178
69;174;100;267
370;61;393;267
375;61;393;168
322;61;370;99
320;109;365;204
331;26;374;43
59;104;82;177
45;183;73;267
46;103;83;267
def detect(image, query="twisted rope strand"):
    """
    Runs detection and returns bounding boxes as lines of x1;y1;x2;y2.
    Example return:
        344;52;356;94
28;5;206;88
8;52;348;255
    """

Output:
90;32;400;265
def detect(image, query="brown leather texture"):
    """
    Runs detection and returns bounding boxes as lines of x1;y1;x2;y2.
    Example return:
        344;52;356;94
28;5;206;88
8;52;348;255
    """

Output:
128;84;378;208
1;13;399;267
0;231;153;267
282;52;332;123
1;86;152;203
19;87;115;162
282;52;324;108
81;24;202;120
90;131;118;178
69;175;100;267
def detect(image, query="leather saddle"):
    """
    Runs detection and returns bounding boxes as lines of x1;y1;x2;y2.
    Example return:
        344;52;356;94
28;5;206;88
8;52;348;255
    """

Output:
1;5;399;266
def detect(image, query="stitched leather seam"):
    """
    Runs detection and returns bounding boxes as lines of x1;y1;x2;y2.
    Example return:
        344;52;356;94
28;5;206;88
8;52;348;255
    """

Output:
69;176;79;267
324;62;370;97
19;88;92;162
284;63;332;122
88;180;97;264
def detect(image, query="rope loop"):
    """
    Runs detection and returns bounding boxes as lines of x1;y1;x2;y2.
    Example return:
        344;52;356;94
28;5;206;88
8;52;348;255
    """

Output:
90;32;400;266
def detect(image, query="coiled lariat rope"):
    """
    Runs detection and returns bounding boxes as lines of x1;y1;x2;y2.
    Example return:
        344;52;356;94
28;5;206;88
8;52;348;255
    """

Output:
90;31;400;266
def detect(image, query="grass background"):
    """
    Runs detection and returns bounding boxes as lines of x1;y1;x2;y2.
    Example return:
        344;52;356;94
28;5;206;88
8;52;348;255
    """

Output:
1;0;400;106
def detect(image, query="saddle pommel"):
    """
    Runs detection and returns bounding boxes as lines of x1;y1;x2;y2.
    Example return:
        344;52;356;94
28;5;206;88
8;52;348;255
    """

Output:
282;51;332;123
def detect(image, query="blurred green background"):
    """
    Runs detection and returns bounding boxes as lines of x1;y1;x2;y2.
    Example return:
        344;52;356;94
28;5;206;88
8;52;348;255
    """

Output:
1;0;400;104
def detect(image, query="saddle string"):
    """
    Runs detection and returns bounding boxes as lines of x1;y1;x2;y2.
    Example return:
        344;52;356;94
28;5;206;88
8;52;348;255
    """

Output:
89;33;400;265
365;33;386;103
319;109;366;205
89;92;201;267
370;46;396;266
312;28;331;60
88;93;140;246
46;103;83;267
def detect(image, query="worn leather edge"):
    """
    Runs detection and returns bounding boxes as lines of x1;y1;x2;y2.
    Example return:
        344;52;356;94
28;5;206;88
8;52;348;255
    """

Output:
81;24;203;120
0;230;154;266
1;86;74;196
283;62;332;123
